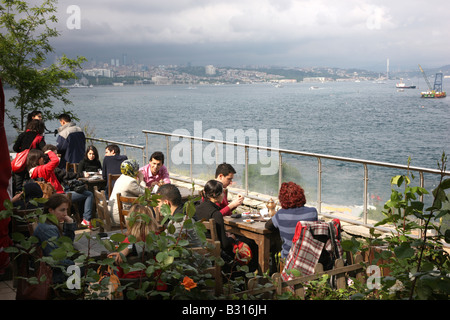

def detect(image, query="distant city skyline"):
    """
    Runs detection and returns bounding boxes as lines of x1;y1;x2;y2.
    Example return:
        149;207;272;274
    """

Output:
49;0;450;72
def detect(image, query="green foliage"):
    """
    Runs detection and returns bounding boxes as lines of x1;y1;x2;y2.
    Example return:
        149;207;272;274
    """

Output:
0;0;86;130
343;153;450;300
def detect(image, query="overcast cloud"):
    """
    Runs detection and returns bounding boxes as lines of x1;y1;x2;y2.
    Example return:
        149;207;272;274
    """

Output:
47;0;450;70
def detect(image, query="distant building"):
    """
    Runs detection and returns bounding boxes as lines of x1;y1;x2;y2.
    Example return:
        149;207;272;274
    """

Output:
205;65;216;75
152;76;172;85
82;68;114;78
303;77;326;83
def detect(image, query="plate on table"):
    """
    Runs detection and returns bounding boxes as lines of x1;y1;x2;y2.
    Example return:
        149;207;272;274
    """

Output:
243;219;254;224
249;213;260;218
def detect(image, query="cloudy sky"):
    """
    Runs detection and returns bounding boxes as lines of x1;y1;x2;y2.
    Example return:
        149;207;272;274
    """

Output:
47;0;450;70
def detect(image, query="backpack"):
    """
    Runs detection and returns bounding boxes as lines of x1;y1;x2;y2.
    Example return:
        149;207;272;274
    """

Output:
34;179;56;199
281;219;343;282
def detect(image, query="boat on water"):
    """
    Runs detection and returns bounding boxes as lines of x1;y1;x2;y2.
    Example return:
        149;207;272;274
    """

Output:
418;65;446;98
421;91;446;98
63;83;93;88
395;79;416;89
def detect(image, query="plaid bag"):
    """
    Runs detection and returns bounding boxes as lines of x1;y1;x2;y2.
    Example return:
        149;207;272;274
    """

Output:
281;219;343;282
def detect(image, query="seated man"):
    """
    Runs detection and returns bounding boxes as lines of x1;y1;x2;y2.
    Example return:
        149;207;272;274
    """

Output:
140;151;171;191
102;144;128;198
213;163;244;216
156;184;201;247
56;113;85;170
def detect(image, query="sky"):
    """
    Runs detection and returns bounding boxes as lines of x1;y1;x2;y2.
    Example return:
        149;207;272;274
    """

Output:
41;0;450;71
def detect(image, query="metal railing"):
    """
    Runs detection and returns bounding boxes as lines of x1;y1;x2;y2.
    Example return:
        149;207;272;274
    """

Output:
142;129;450;232
85;137;146;165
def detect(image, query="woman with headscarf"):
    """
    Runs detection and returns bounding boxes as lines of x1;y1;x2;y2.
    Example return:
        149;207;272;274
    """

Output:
108;159;147;226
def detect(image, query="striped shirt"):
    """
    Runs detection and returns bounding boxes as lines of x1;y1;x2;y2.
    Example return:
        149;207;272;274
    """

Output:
271;206;318;258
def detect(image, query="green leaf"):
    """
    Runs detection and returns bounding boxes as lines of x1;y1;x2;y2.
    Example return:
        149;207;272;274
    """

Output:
50;247;67;260
445;230;450;244
110;233;126;243
177;239;189;247
156;251;166;263
394;243;415;259
440;178;450;190
341;238;360;254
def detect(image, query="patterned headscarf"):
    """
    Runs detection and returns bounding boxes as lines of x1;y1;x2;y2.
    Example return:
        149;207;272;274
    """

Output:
120;159;140;177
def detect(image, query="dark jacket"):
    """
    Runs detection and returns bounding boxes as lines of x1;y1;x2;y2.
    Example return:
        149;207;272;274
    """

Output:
56;122;85;169
77;158;102;176
102;154;128;197
102;154;128;180
13;131;45;152
194;200;235;253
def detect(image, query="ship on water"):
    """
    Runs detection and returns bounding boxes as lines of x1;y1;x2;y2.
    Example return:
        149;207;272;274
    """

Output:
395;79;416;89
418;65;446;98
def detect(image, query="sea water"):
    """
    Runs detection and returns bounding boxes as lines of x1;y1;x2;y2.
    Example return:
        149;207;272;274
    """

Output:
4;80;450;211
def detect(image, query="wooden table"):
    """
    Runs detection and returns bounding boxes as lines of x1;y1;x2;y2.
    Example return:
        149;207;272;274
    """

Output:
223;215;277;273
78;175;106;192
78;175;107;219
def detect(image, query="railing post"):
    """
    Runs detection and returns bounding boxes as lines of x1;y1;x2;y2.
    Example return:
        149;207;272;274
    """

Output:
215;142;219;166
145;132;149;164
245;146;249;196
419;170;424;238
363;163;368;225
278;152;283;192
190;137;193;183
166;136;170;172
317;157;322;214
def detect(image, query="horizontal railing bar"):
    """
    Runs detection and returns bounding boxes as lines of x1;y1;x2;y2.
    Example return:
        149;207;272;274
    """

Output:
142;130;449;176
86;137;145;150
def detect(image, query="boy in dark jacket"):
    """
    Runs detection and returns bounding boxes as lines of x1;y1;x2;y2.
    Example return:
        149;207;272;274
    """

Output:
102;144;128;198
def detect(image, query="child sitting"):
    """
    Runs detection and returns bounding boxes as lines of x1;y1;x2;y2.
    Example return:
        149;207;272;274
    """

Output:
108;204;159;278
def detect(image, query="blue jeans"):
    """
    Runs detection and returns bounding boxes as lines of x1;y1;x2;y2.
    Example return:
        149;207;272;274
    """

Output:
68;190;94;221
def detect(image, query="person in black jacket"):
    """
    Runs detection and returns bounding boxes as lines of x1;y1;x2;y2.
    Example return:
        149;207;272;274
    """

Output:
194;180;236;257
102;144;128;198
12;119;46;194
77;145;102;177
